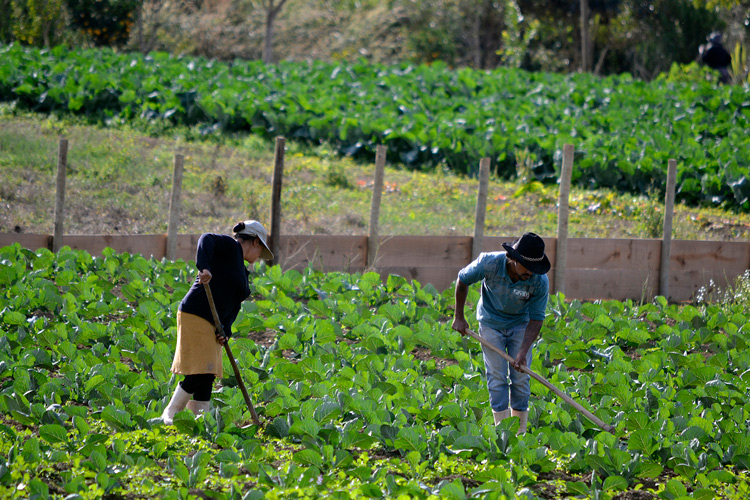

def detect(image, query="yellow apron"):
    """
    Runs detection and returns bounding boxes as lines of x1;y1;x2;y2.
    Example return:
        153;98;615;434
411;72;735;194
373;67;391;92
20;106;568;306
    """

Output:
170;311;223;378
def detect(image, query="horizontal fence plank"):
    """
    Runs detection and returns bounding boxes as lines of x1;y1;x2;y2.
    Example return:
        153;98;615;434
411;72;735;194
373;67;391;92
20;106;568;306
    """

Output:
1;233;747;302
0;233;50;251
375;236;472;267
565;269;658;302
278;235;367;273
566;238;661;269
668;240;750;302
64;235;167;258
175;234;202;262
374;236;472;291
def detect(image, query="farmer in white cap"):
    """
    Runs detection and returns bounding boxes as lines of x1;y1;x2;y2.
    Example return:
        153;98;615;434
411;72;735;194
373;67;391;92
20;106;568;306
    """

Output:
162;220;273;424
452;232;550;434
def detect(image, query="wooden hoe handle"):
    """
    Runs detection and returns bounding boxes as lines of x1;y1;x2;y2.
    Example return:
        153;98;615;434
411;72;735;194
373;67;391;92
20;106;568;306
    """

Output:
465;329;615;434
203;283;261;426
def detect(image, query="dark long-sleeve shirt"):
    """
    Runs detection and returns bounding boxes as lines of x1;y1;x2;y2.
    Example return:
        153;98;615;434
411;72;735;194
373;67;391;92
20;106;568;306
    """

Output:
179;233;250;337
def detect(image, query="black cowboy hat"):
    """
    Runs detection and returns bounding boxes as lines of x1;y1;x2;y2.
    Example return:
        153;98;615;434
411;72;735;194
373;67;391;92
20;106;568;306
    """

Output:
502;232;551;275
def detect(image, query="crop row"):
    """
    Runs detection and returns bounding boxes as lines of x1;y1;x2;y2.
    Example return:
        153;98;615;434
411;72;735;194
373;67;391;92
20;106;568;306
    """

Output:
1;44;749;211
1;243;749;498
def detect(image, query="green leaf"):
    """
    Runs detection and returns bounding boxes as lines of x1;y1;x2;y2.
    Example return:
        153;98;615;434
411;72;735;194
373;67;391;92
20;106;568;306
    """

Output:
3;311;25;326
214;449;241;463
439;480;467;500
278;333;300;351
394;427;426;453
313;401;341;423
359;483;382;497
101;406;133;432
265;417;289;438
292;449;324;469
289;418;320;440
635;461;663;479
593;314;614;331
566;481;589;496
39;424;68;444
627;429;655;453
85;375;106;394
450;435;486;453
602;475;628;491
89;450;107;473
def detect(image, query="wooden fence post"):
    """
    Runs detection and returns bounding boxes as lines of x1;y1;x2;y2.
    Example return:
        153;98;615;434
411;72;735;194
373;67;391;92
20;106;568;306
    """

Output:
269;137;285;266
472;158;491;260
367;145;387;268
166;153;184;260
53;138;68;253
555;144;574;294
660;159;677;300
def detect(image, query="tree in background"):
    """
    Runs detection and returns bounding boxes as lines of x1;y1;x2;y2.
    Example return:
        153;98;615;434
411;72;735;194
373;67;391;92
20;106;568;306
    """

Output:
9;0;67;46
1;0;14;43
262;0;289;63
66;0;139;46
401;0;507;68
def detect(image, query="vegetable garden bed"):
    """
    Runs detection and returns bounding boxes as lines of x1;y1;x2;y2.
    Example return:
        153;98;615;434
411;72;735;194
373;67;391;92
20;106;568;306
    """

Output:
1;244;749;498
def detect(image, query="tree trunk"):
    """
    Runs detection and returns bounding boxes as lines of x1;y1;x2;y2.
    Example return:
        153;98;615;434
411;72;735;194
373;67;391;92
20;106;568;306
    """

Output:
472;10;482;68
580;0;592;72
263;0;288;64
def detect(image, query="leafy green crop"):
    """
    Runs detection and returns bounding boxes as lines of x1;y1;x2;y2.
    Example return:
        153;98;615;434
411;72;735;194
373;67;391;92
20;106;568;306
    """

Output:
1;44;749;211
1;242;750;498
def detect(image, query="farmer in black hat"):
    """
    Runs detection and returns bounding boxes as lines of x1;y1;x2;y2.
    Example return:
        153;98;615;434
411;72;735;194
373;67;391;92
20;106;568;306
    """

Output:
452;232;550;434
161;220;273;425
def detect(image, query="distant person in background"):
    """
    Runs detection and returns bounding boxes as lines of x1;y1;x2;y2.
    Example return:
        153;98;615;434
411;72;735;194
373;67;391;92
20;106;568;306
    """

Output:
699;32;732;84
161;220;273;425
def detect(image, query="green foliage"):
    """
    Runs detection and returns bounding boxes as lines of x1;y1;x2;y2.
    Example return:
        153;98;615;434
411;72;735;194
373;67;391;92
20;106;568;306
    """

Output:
324;163;353;189
10;0;67;46
1;45;749;212
730;42;749;85
1;243;750;497
65;0;138;46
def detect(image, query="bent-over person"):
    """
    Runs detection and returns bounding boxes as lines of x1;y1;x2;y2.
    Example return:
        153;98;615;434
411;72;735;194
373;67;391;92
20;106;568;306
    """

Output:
161;220;273;424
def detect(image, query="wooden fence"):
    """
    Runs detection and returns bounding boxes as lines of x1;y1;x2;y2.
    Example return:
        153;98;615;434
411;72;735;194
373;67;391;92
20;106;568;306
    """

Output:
4;137;749;303
2;232;748;303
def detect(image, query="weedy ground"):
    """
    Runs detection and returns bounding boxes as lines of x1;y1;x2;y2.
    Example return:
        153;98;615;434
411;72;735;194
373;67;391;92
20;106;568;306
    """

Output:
2;111;750;242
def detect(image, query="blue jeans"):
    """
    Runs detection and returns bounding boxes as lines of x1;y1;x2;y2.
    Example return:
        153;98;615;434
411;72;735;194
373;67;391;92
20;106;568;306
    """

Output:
479;323;532;412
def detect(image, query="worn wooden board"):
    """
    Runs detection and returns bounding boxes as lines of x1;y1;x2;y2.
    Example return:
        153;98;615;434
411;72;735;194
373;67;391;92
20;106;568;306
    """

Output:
374;236;472;267
373;236;472;291
564;269;659;302
174;234;202;262
565;238;661;269
668;240;750;302
1;233;747;302
64;235;167;259
558;238;661;301
278;235;367;273
0;233;51;251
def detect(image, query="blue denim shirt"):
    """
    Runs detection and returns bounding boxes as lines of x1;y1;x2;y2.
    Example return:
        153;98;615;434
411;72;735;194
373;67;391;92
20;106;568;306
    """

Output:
458;251;549;330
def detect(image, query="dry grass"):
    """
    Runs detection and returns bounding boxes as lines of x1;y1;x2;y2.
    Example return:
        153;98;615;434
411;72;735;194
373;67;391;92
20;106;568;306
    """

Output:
2;112;750;242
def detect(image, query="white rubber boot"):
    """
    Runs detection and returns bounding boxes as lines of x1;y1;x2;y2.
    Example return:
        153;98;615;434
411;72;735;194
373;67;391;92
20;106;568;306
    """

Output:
161;385;191;425
512;409;529;435
187;400;210;417
493;409;510;425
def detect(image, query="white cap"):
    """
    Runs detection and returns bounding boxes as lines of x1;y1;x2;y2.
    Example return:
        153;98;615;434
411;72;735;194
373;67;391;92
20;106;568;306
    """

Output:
235;220;273;260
